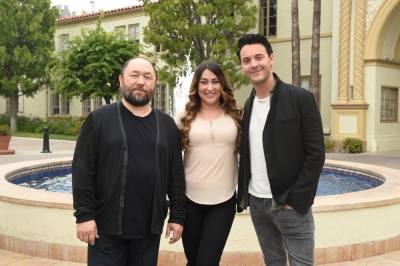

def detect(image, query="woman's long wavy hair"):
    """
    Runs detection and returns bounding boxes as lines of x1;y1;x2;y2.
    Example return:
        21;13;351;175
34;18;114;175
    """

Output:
179;61;242;153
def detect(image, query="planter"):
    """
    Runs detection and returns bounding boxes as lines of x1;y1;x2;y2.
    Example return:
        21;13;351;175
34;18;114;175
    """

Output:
0;136;14;155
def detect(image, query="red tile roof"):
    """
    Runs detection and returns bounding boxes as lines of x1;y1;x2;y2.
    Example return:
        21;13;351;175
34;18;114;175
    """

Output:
57;4;144;25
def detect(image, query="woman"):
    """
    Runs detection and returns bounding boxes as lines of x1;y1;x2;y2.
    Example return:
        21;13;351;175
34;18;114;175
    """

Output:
178;61;242;266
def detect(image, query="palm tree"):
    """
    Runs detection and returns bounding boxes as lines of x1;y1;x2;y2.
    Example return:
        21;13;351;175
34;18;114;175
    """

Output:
310;0;321;108
291;0;301;87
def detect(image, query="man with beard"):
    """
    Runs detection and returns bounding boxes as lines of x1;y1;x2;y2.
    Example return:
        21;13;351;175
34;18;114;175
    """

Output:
72;57;185;266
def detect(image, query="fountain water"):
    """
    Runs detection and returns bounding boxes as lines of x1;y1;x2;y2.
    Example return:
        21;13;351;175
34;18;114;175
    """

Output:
172;49;194;117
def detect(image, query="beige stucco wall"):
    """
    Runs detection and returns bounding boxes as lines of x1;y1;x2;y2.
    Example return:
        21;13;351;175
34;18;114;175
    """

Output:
20;89;48;118
363;1;400;152
2;194;400;252
235;0;333;133
271;37;332;133
56;12;149;47
0;89;48;119
2;198;400;252
0;201;79;246
0;98;6;114
381;11;400;60
396;37;400;60
68;96;83;117
365;64;400;151
275;0;332;38
315;203;400;248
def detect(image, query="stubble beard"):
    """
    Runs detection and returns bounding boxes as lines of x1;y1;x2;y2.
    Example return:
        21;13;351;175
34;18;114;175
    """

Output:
122;86;153;107
251;70;271;86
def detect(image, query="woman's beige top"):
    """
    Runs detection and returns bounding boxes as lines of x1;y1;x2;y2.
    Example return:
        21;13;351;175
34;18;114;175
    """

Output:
179;113;238;205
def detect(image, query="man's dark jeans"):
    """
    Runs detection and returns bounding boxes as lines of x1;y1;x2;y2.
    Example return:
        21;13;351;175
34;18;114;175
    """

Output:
249;195;315;266
88;234;160;266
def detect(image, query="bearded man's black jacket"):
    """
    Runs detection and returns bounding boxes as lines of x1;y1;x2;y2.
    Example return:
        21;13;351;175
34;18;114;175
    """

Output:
72;102;185;235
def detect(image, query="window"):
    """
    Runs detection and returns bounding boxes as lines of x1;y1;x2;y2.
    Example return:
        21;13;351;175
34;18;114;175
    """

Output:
58;34;69;51
301;76;310;90
155;44;164;53
50;93;60;115
82;98;91;115
152;84;169;113
18;91;23;113
380;87;398;122
5;97;10;114
50;93;69;115
61;94;70;115
349;85;353;100
300;76;322;90
93;96;103;110
128;23;140;42
260;0;277;36
300;75;321;106
114;25;126;39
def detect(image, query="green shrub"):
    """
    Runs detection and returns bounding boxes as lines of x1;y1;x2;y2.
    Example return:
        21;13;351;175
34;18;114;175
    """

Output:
0;114;85;136
0;124;11;136
0;114;10;126
342;137;363;153
43;116;85;136
324;136;336;153
0;114;44;132
17;116;44;132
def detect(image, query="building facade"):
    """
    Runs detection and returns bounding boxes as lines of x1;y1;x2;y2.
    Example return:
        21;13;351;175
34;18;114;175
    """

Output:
0;4;171;118
0;0;399;152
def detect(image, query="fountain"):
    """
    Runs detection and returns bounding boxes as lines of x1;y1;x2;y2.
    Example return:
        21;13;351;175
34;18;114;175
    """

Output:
172;48;194;117
3;156;400;265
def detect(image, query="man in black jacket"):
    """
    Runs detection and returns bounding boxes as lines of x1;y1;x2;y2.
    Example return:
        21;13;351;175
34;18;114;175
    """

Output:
72;57;185;266
236;34;325;265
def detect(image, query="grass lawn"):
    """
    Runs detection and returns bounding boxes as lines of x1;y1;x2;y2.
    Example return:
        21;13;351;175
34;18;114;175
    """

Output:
12;131;77;141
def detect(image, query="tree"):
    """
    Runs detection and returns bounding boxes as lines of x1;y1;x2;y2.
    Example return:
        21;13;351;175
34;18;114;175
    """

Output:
291;0;301;87
310;0;321;108
53;19;141;104
143;0;257;87
0;0;58;132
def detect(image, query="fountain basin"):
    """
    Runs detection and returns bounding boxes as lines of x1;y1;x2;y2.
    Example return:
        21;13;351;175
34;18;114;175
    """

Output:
8;164;383;196
1;158;400;264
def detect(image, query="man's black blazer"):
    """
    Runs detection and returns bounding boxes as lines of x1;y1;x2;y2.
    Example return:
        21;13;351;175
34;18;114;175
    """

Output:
237;73;325;214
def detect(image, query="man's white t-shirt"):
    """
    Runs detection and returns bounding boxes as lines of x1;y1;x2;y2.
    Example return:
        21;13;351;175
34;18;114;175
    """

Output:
248;95;272;198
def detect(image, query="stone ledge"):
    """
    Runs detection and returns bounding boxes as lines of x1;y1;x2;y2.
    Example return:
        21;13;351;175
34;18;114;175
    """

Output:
0;149;15;155
1;233;399;265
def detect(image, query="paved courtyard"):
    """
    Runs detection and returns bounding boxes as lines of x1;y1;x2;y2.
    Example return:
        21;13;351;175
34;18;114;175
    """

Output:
0;137;399;265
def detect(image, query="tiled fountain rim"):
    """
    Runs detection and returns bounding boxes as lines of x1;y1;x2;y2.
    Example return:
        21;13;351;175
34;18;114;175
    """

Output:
5;160;72;183
1;158;400;212
3;161;386;205
5;161;385;183
0;157;73;209
324;163;385;183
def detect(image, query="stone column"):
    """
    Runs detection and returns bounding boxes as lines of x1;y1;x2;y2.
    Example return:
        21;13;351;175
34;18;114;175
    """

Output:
352;0;367;102
337;0;352;103
331;0;368;148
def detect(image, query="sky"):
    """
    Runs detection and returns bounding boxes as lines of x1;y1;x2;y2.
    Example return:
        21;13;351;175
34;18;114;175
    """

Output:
51;0;143;14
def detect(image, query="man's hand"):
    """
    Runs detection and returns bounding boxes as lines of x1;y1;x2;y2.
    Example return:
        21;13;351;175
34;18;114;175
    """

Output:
76;220;99;245
165;223;183;244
